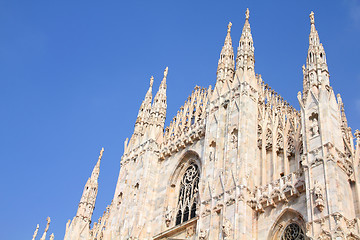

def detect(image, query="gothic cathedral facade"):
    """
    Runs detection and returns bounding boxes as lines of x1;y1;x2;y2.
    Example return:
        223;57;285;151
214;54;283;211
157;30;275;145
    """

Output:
63;10;360;240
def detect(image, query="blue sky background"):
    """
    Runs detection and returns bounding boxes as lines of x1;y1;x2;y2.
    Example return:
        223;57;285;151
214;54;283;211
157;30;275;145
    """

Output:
0;1;359;239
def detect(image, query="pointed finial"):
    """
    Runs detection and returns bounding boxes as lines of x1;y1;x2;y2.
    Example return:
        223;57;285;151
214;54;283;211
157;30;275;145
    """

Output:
45;217;51;231
355;130;360;145
40;217;51;240
50;233;54;240
164;67;168;79
98;147;104;161
150;76;154;88
310;11;315;25
32;224;39;240
227;22;232;33
245;8;250;20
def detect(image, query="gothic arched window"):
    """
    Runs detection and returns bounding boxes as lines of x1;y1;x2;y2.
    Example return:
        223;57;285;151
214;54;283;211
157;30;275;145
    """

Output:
175;163;199;225
281;223;305;240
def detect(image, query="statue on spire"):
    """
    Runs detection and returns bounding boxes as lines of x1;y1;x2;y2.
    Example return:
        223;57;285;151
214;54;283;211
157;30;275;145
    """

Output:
227;22;232;33
245;8;250;20
310;11;315;24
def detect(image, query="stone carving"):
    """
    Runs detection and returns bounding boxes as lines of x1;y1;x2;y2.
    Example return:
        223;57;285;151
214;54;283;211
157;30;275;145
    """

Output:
309;112;320;137
209;141;216;161
355;129;360;141
164;206;173;227
265;128;273;150
32;224;39;240
276;132;284;152
209;150;214;161
226;195;235;206
227;22;232;32
257;125;263;148
186;226;195;237
313;181;325;212
50;233;54;240
222;218;233;240
230;129;238;150
245;8;250;20
199;229;209;240
287;137;295;157
310;11;315;24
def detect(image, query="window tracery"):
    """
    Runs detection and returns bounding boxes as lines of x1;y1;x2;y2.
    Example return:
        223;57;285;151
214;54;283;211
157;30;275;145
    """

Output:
281;223;305;240
175;163;199;225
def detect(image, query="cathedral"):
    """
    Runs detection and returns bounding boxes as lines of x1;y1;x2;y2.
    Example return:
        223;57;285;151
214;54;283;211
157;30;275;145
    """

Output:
56;9;360;240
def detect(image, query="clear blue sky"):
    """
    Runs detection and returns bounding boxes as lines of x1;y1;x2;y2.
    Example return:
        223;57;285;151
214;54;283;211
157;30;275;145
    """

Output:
0;1;359;239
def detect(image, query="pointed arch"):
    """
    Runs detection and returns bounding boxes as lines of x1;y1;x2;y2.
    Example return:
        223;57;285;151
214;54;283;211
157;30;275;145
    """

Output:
164;151;201;228
267;208;307;240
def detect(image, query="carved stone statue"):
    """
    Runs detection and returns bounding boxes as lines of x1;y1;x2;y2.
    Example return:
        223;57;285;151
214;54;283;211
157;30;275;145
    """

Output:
164;206;173;227
227;22;232;33
209;150;214;161
230;133;238;149
310;11;315;24
199;229;209;240
222;218;233;239
313;181;325;212
310;117;319;137
245;8;250;20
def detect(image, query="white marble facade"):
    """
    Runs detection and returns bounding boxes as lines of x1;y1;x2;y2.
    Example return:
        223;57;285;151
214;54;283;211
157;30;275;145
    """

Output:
62;10;360;240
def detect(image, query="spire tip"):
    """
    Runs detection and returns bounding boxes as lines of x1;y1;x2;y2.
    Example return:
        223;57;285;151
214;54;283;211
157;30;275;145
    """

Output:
245;8;250;20
98;147;104;161
150;76;154;87
164;67;168;79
